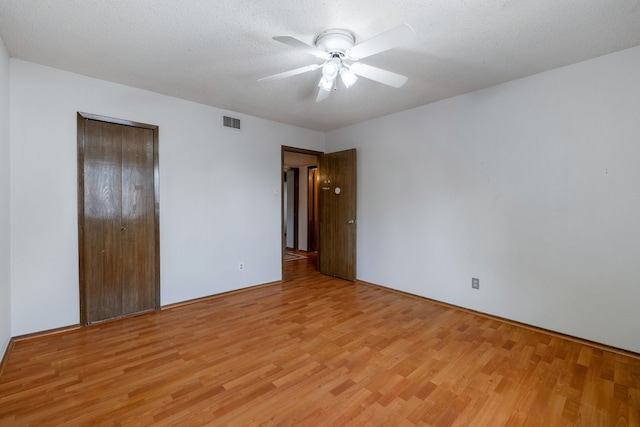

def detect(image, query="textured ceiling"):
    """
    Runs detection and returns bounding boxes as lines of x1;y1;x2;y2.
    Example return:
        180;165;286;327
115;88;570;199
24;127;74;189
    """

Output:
284;152;318;169
1;0;640;131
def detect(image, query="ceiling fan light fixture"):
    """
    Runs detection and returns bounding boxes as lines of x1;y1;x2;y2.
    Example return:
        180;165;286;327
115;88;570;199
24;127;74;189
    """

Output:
322;59;340;80
340;67;358;88
318;76;334;91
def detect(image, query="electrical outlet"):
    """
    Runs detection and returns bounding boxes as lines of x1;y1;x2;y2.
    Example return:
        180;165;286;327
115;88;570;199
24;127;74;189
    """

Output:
472;278;479;289
238;262;245;272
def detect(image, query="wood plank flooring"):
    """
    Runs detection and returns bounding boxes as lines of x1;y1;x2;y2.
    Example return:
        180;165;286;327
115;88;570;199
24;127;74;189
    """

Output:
1;254;639;426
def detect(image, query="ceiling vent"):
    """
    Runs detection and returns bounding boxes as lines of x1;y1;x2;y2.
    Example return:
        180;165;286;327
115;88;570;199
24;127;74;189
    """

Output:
222;115;241;130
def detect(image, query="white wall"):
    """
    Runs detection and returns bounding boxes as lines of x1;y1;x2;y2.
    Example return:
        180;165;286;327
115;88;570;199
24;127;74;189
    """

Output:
326;46;640;353
297;166;309;251
9;59;324;336
285;170;295;248
0;36;11;357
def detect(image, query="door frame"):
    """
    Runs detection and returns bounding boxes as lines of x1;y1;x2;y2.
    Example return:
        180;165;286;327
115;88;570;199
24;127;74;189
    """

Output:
77;112;161;325
281;146;322;276
307;166;319;252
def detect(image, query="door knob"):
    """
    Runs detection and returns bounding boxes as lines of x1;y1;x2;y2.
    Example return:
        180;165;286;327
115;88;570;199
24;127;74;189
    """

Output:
120;226;126;231
348;220;355;224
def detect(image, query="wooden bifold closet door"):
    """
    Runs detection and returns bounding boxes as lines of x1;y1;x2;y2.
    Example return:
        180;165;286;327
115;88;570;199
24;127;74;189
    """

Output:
77;113;160;324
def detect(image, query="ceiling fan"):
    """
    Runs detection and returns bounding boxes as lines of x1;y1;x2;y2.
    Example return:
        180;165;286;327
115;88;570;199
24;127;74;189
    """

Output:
258;24;417;102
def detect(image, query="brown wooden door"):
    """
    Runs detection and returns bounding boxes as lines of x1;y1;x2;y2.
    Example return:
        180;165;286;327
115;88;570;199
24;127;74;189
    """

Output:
78;113;159;324
318;149;356;281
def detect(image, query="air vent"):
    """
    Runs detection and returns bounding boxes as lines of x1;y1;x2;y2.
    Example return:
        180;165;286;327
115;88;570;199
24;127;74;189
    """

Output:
222;115;241;130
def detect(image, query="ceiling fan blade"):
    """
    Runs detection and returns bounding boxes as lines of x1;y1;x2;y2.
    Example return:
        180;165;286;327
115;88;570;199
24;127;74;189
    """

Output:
350;63;408;88
258;64;321;82
273;36;331;59
315;88;331;103
347;24;416;60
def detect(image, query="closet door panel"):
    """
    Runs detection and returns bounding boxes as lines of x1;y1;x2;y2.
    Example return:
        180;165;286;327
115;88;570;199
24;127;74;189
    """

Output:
120;125;157;315
82;120;124;322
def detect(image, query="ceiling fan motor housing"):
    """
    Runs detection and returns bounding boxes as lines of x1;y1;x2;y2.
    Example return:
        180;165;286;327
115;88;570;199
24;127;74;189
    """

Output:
314;29;355;56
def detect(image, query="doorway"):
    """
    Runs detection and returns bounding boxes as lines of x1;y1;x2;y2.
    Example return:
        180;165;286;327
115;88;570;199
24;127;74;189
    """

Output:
282;146;357;282
77;112;160;324
282;147;321;271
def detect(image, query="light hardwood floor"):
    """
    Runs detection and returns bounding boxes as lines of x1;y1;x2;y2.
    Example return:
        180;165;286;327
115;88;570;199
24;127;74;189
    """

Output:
1;254;639;426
